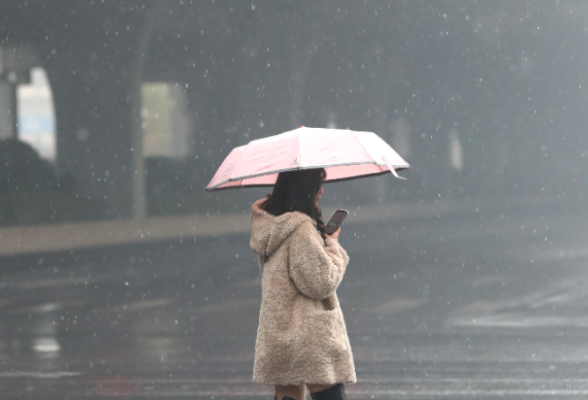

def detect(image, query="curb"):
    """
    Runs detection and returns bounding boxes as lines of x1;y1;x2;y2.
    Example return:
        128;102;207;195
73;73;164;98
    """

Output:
0;195;559;256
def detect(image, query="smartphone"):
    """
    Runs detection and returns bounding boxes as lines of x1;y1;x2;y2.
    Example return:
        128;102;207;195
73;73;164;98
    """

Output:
325;209;349;235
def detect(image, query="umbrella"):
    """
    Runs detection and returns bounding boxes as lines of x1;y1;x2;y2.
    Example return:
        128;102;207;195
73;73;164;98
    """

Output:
205;127;410;191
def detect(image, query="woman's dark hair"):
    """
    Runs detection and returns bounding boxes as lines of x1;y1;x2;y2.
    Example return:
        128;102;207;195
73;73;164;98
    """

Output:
262;168;327;238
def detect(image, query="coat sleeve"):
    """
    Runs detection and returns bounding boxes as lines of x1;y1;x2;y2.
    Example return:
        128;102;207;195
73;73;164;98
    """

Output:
288;221;350;300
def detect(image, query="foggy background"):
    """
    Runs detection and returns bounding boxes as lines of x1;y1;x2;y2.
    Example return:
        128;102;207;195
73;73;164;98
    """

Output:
1;0;586;224
2;1;588;399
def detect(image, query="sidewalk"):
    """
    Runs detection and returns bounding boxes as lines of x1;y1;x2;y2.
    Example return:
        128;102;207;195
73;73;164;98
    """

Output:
0;196;547;256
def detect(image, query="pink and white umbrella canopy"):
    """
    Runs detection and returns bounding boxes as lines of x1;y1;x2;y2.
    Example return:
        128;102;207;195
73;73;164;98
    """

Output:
206;127;410;191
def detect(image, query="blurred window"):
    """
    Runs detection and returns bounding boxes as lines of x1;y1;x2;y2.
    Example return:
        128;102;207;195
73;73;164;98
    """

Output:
16;67;56;161
141;82;190;159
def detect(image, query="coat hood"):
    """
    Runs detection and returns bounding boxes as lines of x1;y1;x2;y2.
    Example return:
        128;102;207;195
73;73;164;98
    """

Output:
250;198;316;258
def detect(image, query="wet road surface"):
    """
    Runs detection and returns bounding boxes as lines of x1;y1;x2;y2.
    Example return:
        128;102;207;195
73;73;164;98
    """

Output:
2;200;588;399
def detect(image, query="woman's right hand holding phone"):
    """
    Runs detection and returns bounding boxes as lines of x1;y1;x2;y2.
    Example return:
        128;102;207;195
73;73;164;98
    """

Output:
327;228;341;240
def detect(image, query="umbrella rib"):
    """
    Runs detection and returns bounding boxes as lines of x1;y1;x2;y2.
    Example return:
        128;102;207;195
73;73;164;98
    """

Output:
206;145;249;191
229;145;250;184
351;133;388;174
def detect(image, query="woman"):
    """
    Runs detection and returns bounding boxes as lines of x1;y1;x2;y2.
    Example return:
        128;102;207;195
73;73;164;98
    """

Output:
250;168;356;400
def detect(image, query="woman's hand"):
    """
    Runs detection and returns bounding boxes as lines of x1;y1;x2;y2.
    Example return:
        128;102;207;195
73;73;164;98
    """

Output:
327;228;341;240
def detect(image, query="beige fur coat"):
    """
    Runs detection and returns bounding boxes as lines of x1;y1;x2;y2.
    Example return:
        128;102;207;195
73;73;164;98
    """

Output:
250;199;356;386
